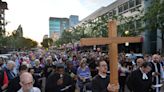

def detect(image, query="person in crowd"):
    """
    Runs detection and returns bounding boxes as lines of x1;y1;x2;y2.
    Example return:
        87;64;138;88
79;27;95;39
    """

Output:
144;55;151;62
77;58;91;92
4;60;16;81
92;60;119;92
18;72;41;92
45;64;75;92
88;56;98;77
129;50;137;63
7;65;28;92
118;58;130;92
28;68;41;89
0;57;8;91
133;58;145;70
44;57;54;77
33;59;43;89
126;62;152;92
12;55;20;75
65;61;77;80
48;64;57;77
71;55;79;70
150;54;164;92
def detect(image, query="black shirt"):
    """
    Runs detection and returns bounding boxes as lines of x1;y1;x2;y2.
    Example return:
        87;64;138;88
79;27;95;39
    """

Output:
92;74;110;92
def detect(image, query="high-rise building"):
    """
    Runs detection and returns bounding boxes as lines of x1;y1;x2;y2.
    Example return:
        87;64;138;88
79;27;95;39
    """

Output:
77;0;159;54
69;15;79;28
49;17;69;41
0;0;8;36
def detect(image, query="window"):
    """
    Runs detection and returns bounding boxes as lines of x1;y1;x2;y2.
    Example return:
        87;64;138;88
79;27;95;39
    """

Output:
109;12;113;17
113;9;116;15
123;2;129;11
129;0;135;8
136;19;142;28
129;22;135;30
136;0;141;5
118;5;123;13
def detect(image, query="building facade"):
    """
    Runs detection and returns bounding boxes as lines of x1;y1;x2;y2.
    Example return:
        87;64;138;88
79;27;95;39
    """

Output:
69;15;79;28
0;0;7;36
49;17;69;41
77;0;158;54
49;15;79;41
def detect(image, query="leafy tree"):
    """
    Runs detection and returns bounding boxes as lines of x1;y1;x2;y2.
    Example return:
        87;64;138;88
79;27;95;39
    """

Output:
41;38;53;48
144;0;164;53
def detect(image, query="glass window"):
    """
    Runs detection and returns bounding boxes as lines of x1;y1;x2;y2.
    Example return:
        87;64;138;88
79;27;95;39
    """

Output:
113;9;116;15
129;0;135;8
109;12;113;17
136;19;142;28
124;2;129;11
118;5;123;13
136;0;141;5
129;22;135;30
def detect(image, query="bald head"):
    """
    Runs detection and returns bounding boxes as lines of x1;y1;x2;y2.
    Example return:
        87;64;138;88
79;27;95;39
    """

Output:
20;72;34;91
152;54;160;63
136;58;144;67
20;72;33;83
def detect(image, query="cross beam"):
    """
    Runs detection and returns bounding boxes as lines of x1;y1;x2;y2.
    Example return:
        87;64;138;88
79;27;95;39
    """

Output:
80;20;142;92
80;37;141;46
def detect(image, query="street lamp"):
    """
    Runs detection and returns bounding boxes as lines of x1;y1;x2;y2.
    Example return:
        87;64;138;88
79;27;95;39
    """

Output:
125;30;129;35
125;42;129;46
125;30;129;46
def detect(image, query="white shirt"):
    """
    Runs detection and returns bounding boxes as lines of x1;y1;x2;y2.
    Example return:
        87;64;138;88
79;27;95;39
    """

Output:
17;87;41;92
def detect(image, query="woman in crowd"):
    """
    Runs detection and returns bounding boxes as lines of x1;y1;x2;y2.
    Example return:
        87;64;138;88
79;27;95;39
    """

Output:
77;58;91;92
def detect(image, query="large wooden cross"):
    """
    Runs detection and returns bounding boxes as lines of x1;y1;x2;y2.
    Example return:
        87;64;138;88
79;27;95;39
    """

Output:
80;20;142;92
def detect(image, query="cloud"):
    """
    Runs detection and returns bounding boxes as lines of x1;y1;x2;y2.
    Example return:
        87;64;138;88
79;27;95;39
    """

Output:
4;0;116;43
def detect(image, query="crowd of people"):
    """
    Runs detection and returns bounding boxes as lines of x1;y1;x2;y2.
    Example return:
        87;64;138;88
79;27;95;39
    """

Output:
0;48;164;92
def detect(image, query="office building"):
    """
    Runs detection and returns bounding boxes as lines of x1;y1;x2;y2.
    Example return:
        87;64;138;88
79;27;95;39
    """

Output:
69;15;79;28
0;0;8;36
49;17;69;41
77;0;159;54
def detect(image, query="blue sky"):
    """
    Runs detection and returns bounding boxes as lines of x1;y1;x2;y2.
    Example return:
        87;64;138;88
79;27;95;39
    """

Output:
4;0;116;43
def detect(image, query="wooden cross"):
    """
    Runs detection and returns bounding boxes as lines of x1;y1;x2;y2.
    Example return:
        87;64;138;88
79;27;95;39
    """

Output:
80;20;142;92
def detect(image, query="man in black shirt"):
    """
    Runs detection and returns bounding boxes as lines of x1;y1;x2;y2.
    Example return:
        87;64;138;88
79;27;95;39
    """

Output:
45;64;75;92
92;60;118;92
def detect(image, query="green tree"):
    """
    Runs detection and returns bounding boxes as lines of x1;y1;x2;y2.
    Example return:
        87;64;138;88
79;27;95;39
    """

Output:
144;0;164;53
41;38;53;48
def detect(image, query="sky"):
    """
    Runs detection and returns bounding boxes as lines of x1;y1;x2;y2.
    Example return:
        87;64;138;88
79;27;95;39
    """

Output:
4;0;116;43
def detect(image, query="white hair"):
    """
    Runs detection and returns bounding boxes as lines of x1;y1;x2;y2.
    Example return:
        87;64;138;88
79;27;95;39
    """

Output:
7;60;15;65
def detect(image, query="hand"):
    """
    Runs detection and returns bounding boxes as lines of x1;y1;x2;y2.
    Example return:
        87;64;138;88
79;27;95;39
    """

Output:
80;77;86;82
152;72;160;76
107;84;119;92
155;72;160;76
82;78;86;82
57;78;63;85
